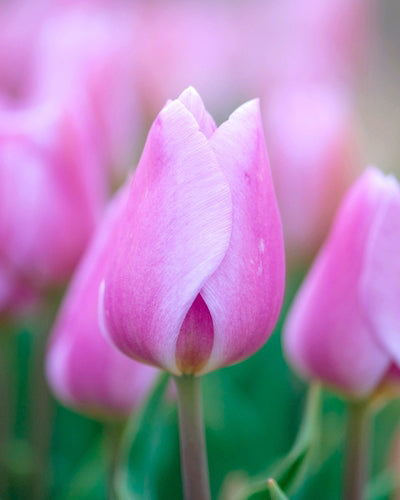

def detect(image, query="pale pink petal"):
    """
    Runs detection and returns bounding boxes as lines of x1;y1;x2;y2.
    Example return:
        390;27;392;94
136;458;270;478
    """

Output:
177;87;216;139
102;99;232;374
0;101;105;285
360;178;400;365
284;167;391;396
47;187;158;416
199;100;285;373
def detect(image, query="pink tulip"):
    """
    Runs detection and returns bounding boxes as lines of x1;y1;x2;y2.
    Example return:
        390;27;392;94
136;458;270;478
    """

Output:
360;179;400;368
0;264;38;316
130;2;233;117
33;2;140;173
100;87;285;376
47;186;158;416
0;99;106;288
0;0;47;102
284;167;400;397
264;84;361;264
213;0;371;101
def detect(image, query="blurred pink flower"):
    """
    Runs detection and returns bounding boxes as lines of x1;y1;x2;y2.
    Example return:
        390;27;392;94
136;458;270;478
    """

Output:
0;264;38;316
33;2;140;173
128;0;371;117
284;167;400;398
47;185;158;416
0;0;47;102
0;99;106;290
264;84;361;265
0;0;372;172
232;0;371;94
130;2;233;117
100;87;285;376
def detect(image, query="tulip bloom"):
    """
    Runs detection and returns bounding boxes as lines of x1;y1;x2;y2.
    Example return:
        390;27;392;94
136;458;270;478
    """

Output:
284;167;400;398
264;84;360;265
47;187;158;416
100;87;285;376
0;100;106;289
34;2;140;173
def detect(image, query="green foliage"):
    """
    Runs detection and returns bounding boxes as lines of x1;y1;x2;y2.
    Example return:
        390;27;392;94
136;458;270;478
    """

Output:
267;479;289;500
224;383;321;500
3;271;400;499
115;373;177;500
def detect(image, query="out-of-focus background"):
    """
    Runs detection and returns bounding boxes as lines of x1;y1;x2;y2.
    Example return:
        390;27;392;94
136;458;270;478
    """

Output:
0;0;399;499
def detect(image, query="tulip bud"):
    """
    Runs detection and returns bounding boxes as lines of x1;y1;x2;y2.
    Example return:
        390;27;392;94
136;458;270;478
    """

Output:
46;186;158;416
100;87;285;376
284;167;400;397
0;100;106;288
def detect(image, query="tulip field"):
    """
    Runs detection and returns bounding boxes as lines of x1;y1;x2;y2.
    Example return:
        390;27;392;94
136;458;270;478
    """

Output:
1;1;400;499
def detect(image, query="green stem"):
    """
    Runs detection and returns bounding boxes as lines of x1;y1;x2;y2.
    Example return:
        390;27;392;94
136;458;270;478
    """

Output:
105;422;124;500
0;329;12;498
30;291;63;500
343;399;370;500
173;375;210;500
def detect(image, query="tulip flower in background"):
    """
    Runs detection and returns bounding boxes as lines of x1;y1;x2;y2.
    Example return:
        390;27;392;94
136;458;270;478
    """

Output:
0;0;46;103
0;266;38;317
100;87;285;498
231;0;371;95
0;0;373;176
264;84;361;266
129;0;372;120
284;166;400;499
33;2;141;175
46;186;158;417
0;99;106;298
284;167;400;397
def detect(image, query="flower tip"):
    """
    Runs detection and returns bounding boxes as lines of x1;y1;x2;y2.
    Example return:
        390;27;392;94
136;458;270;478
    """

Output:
363;165;400;195
178;86;201;101
229;98;262;127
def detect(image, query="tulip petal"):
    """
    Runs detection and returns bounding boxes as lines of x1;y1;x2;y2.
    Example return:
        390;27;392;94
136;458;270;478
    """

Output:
102;99;232;374
47;187;157;415
177;86;216;139
200;100;285;373
284;167;390;396
175;294;214;374
360;178;400;365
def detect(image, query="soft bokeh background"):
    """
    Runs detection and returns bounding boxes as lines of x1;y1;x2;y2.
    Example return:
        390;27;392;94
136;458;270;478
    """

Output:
0;0;399;499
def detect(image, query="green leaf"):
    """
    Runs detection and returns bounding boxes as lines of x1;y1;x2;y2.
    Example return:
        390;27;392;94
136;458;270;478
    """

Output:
367;468;397;500
115;372;171;500
229;383;321;500
267;479;288;500
269;383;321;492
60;437;106;500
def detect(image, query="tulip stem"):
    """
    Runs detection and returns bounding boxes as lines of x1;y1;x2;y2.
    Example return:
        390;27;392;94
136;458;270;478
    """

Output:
106;422;124;500
343;399;370;500
174;375;210;500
